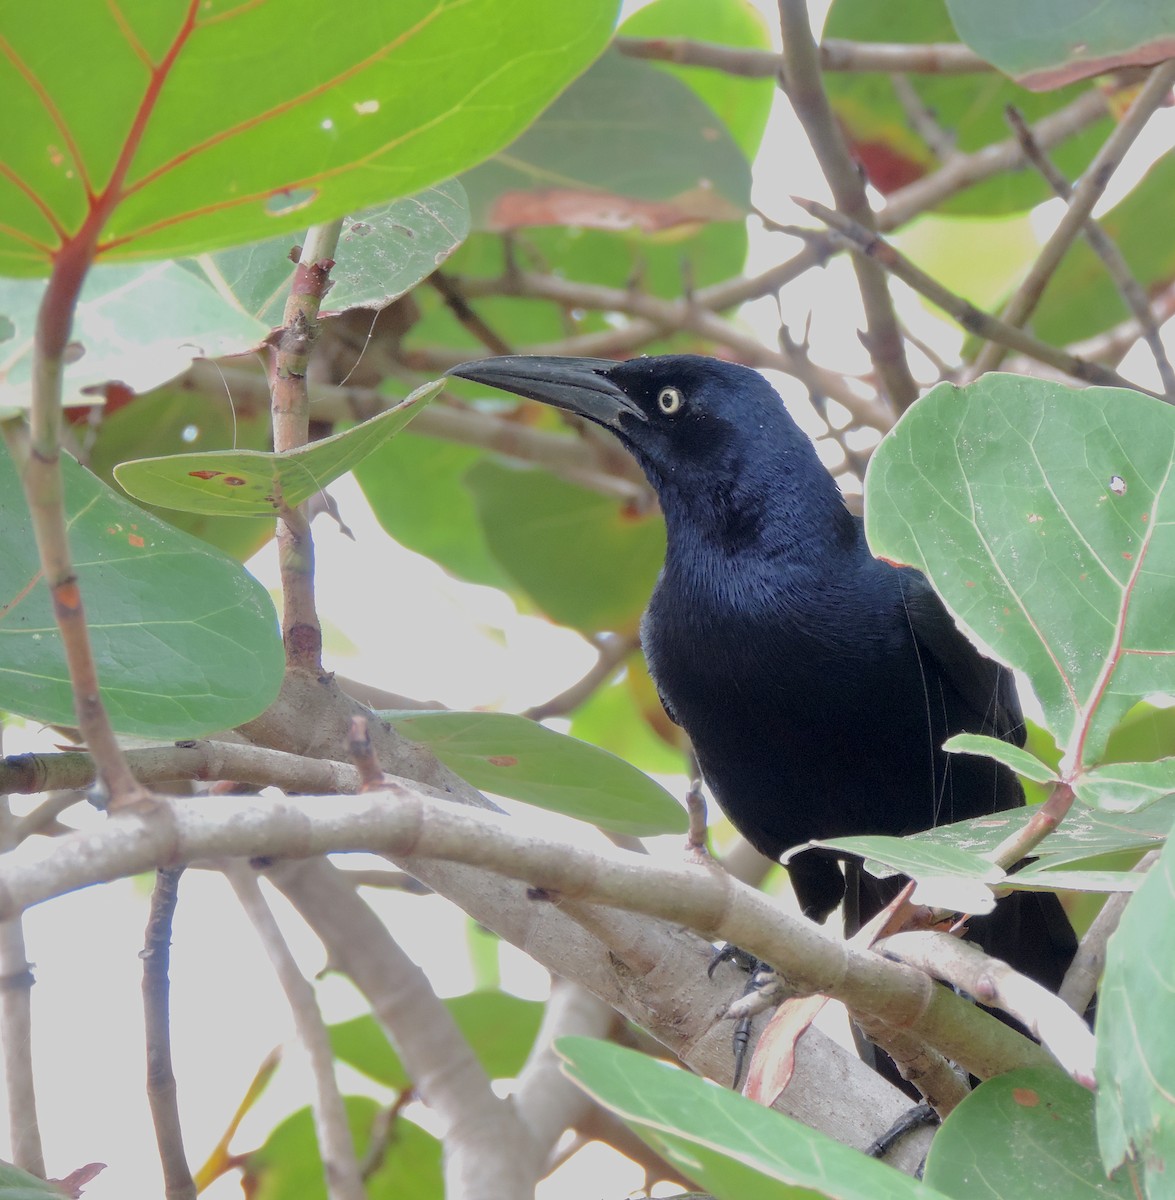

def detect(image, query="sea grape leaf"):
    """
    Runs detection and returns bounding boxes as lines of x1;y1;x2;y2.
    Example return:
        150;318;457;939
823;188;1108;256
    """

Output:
0;442;282;737
0;0;618;274
384;710;686;836
866;374;1175;776
114;379;441;515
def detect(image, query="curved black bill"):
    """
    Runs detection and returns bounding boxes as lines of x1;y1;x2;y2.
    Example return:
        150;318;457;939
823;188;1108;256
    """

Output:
445;355;646;429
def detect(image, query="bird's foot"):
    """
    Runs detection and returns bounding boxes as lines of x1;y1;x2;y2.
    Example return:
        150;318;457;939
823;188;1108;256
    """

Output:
866;1102;938;1162
709;945;787;1088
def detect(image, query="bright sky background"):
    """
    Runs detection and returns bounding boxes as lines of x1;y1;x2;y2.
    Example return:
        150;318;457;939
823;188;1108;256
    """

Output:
4;1;1175;1195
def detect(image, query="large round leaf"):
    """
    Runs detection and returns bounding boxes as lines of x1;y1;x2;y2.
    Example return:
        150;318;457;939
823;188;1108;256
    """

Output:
0;443;282;737
865;375;1175;780
385;710;686;836
0;0;618;274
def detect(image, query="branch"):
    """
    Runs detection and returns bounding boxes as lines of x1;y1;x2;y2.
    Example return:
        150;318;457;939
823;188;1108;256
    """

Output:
1059;849;1158;1014
1004;104;1175;400
271;220;344;673
793;199;1151;393
971;60;1175;376
879;88;1110;231
0;747;43;1178
777;0;918;410
0;788;1056;1087
141;868;195;1200
614;36;990;77
269;859;541;1200
878;930;1095;1088
226;862;366;1200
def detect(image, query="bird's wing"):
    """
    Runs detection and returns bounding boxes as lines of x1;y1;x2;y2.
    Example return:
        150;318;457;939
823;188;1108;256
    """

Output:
896;568;1026;747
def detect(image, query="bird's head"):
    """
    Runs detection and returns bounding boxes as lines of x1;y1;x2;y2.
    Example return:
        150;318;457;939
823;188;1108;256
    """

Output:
445;354;819;501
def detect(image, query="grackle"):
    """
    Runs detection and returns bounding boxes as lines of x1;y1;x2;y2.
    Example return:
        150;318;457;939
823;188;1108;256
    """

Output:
446;354;1076;995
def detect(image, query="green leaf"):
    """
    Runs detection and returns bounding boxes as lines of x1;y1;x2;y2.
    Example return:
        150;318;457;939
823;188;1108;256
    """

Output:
1097;836;1175;1195
814;835;1005;910
569;665;688;776
114;379;441;515
557;1036;947;1200
461;49;751;232
244;1098;441;1200
0;263;266;408
1002;865;1140;894
1074;759;1175;813
384;710;686;836
945;0;1175;89
184;183;471;330
925;1067;1134;1198
0;1161;68;1199
330;991;543;1091
823;0;1108;214
1;0;619;274
619;0;774;160
865;374;1175;771
87;385;274;561
353;431;511;592
467;461;664;636
944;734;1061;784
908;795;1175;869
0;442;282;737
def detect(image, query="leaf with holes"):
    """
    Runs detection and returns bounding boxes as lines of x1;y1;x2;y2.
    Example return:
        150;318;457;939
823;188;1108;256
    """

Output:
0;0;617;275
384;710;686;836
0;442;282;737
183;182;471;331
114;379;441;515
866;375;1175;775
945;0;1175;90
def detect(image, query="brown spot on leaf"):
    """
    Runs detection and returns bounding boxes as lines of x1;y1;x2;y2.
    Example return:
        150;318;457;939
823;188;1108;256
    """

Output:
1123;552;1134;560
189;470;223;481
128;534;144;549
223;476;247;487
1012;1087;1040;1107
487;755;518;767
485;185;741;233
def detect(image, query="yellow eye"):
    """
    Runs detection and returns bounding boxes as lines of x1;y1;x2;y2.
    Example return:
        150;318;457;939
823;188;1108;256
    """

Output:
657;386;684;415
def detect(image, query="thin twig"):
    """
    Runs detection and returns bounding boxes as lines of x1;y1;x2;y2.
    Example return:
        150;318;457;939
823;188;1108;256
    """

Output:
890;74;957;161
878;930;1096;1088
226;863;366;1200
429;270;513;355
271;220;344;673
793;200;1151;393
879;88;1110;231
142;868;196;1200
614;35;990;77
522;634;638;721
971;59;1175;377
1059;850;1158;1014
1004;104;1175;400
0;725;44;1178
777;0;918;410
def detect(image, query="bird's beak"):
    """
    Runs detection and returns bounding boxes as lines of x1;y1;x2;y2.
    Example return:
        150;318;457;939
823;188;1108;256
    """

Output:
445;356;646;429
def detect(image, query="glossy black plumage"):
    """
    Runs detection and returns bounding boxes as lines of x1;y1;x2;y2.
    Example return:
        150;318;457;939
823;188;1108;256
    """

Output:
447;353;1076;991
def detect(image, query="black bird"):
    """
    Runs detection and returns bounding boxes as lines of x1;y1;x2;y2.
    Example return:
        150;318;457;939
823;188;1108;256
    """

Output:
446;353;1076;991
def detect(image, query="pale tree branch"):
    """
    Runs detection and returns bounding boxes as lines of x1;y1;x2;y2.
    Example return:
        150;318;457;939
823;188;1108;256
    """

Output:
0;789;1057;1092
226;861;366;1200
1004;104;1175;400
971;59;1175;377
268;858;541;1200
613;35;990;77
0;731;44;1178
